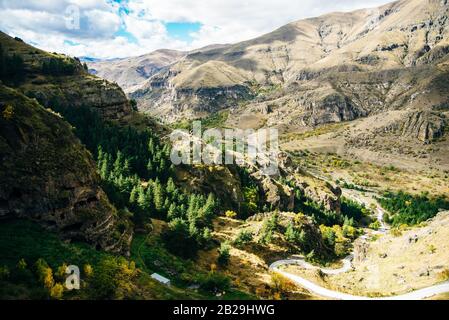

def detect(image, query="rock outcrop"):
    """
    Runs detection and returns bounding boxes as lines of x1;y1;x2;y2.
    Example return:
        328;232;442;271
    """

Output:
305;93;365;126
246;152;342;213
0;31;131;121
0;86;131;253
401;111;446;142
174;164;245;209
23;77;132;120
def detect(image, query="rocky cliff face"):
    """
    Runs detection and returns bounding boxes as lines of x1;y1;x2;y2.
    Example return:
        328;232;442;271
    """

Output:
0;31;131;121
171;129;342;213
130;64;254;122
0;31;135;253
401;111;446;142
303;92;366;126
23;76;132;120
0;86;131;253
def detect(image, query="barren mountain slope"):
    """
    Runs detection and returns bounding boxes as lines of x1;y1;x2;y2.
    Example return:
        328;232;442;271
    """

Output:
88;0;449;171
88;49;186;93
123;0;448;125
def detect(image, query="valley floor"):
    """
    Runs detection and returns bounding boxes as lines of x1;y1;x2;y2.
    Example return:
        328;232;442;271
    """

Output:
280;210;449;298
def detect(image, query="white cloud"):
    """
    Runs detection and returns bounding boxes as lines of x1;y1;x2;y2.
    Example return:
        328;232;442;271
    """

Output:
0;0;394;59
122;14;167;40
133;0;394;49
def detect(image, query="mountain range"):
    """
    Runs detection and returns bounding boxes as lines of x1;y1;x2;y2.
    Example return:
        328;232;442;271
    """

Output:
90;0;449;172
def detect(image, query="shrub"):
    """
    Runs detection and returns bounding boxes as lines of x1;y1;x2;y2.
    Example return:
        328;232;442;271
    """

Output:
16;258;27;271
162;218;199;259
89;256;136;299
369;220;381;230
334;242;349;257
35;258;54;290
83;264;93;278
56;263;68;280
2;104;14;120
320;225;336;248
50;283;64;300
198;272;231;294
0;266;10;280
390;228;402;237
217;242;231;266
233;230;253;247
258;213;278;244
342;225;358;239
438;268;449;281
225;210;237;218
242;186;259;217
270;273;296;298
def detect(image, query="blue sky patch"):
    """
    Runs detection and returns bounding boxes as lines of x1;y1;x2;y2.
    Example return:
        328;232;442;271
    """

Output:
114;27;138;44
64;39;80;46
165;22;202;42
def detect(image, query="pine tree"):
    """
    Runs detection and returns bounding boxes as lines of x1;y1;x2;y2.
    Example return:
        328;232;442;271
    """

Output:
167;203;177;220
202;228;212;242
297;230;310;253
189;218;198;237
141;187;153;212
187;194;198;219
97;146;104;164
146;158;153;173
113;151;124;176
129;186;138;204
123;158;131;177
137;186;146;210
144;186;152;208
166;177;176;195
153;179;164;212
202;193;216;220
164;198;170;212
285;223;298;243
179;204;186;217
100;158;109;180
159;158;166;174
148;138;155;154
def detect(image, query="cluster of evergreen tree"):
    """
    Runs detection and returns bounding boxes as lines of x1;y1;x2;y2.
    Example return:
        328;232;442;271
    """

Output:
0;44;25;84
292;187;342;226
236;167;265;218
379;191;449;226
49;104;219;258
287;180;365;227
42;57;77;76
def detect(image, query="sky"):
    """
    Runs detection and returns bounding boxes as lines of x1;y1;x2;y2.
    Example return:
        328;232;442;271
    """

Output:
0;0;394;59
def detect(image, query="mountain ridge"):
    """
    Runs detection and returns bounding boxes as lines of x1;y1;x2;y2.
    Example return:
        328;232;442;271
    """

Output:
89;0;449;171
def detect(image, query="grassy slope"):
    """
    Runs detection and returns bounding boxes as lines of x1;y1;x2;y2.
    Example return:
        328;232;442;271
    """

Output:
0;218;254;300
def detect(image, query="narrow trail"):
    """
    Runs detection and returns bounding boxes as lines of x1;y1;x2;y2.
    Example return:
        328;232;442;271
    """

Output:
269;186;449;300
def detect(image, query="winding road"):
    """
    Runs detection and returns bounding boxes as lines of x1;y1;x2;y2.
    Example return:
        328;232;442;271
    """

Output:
269;190;449;300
